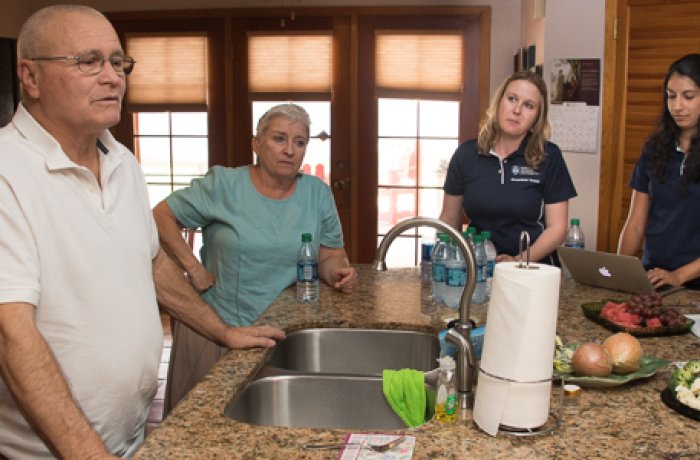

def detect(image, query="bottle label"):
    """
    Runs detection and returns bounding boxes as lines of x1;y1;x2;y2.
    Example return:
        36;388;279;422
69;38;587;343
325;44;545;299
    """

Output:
432;263;446;282
445;393;457;415
446;267;466;287
564;242;584;249
421;243;434;262
486;260;495;278
297;261;318;282
477;265;488;283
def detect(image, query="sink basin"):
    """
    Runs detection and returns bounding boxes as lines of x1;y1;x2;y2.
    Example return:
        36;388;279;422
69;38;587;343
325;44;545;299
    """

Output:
224;374;435;430
265;328;440;375
225;328;440;429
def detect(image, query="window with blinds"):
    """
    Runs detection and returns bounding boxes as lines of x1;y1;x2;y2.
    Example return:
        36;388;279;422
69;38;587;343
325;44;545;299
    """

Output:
375;31;463;100
247;33;332;97
375;31;464;267
124;33;210;211
247;33;334;184
125;33;208;111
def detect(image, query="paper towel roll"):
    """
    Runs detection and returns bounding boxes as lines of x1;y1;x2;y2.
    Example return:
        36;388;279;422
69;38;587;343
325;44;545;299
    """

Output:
473;261;560;436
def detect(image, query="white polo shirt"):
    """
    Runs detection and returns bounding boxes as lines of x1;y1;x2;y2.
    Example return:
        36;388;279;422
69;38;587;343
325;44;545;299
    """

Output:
0;105;163;458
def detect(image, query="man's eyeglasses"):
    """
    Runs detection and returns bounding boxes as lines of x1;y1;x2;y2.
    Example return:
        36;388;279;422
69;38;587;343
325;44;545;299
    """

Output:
28;51;135;76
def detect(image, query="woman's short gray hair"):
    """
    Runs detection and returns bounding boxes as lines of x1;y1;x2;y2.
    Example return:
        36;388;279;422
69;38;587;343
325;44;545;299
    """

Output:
255;103;311;139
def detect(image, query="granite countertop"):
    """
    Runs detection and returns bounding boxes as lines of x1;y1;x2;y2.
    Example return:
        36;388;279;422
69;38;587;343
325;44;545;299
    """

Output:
135;265;700;459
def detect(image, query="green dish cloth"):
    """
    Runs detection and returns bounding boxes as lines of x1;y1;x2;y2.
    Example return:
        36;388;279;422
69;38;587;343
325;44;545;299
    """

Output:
382;368;426;427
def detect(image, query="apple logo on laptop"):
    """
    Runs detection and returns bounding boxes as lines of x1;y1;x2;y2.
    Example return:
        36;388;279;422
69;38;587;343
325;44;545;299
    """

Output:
598;266;612;277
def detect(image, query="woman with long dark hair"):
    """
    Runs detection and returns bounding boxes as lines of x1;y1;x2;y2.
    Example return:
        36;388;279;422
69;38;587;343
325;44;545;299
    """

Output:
618;54;700;289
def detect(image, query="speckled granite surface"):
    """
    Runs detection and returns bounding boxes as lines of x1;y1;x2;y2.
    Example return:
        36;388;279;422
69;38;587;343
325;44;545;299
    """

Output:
134;266;700;459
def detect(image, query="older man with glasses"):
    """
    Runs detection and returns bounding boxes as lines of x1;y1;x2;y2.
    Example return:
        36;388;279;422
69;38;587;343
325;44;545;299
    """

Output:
0;5;284;459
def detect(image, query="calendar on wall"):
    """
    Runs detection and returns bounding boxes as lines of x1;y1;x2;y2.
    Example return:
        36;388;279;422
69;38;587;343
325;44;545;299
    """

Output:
550;103;599;153
549;58;601;154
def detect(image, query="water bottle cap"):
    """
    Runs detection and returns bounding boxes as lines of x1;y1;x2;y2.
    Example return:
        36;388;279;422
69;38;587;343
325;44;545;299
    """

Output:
570;218;580;226
473;234;484;243
466;227;477;235
301;233;313;242
481;230;491;238
438;233;450;242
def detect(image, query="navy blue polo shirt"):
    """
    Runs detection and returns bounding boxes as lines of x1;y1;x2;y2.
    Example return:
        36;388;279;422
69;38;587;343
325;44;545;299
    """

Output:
443;137;577;264
629;141;700;289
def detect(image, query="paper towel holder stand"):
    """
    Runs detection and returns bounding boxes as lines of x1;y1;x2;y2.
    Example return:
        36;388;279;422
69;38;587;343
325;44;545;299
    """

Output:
484;235;565;437
478;367;564;437
516;230;540;270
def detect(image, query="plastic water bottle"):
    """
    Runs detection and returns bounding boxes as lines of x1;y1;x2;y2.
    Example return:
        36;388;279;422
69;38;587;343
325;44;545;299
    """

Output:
434;356;457;423
444;238;466;309
420;238;434;281
465;226;477;247
296;233;319;303
431;233;450;304
564;218;585;249
481;231;497;298
471;234;488;305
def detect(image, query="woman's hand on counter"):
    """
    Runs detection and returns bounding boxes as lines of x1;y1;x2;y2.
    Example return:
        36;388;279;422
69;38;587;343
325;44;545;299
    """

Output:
222;325;286;349
318;247;357;294
330;266;358;294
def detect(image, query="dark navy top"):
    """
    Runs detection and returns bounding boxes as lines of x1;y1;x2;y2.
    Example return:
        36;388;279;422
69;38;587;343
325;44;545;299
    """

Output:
629;141;700;289
443;136;577;265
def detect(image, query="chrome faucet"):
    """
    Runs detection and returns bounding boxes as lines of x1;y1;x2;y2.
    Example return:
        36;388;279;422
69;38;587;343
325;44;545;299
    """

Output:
372;217;478;409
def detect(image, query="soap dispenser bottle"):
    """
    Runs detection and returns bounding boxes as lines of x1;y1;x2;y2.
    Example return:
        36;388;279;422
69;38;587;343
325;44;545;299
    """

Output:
434;356;457;423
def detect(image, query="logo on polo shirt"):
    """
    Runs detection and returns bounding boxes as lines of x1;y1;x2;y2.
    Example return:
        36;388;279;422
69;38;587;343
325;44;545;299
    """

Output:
510;165;541;183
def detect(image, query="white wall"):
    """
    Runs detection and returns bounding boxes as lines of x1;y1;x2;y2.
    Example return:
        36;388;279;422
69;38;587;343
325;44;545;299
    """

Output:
521;0;544;67
541;0;605;249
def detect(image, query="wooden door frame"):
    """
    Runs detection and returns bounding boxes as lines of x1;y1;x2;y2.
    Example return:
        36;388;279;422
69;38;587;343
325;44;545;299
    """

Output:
598;0;625;252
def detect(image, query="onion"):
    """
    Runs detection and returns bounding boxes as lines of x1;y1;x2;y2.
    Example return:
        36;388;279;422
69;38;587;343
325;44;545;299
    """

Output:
602;332;642;374
572;342;612;377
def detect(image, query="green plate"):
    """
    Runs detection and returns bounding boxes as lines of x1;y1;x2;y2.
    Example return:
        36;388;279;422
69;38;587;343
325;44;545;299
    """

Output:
554;355;670;388
581;301;695;337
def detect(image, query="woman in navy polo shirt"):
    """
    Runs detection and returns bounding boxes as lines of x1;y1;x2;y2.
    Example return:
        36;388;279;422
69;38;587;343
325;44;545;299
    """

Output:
440;71;577;265
618;54;700;290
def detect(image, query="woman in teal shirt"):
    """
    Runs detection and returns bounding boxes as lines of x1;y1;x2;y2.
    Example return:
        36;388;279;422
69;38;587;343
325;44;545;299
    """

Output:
154;104;357;414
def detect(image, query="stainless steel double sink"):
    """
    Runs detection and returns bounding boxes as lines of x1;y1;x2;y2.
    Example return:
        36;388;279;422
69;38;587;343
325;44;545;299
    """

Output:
224;328;439;430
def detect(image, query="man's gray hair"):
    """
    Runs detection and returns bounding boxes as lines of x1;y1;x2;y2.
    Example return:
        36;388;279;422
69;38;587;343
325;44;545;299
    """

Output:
18;5;107;59
255;103;311;139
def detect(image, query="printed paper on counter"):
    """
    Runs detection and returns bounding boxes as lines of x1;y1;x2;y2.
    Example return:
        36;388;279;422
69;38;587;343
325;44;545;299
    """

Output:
338;434;415;460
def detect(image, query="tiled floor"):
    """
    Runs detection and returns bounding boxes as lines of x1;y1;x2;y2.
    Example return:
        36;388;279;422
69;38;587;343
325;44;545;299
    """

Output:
146;311;172;434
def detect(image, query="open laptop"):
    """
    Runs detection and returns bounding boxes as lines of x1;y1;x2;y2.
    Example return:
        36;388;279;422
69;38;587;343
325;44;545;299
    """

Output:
556;246;684;295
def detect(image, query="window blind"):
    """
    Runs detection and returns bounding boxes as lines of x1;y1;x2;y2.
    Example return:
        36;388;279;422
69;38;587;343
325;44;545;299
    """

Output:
375;31;463;99
248;33;332;94
125;33;208;111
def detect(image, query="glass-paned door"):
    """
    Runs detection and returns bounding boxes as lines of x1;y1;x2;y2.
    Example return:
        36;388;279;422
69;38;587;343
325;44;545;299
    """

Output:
377;99;459;267
133;111;209;254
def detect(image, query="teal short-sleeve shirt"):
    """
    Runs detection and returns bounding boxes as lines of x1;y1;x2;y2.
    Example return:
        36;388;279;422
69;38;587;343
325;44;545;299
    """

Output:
166;166;344;326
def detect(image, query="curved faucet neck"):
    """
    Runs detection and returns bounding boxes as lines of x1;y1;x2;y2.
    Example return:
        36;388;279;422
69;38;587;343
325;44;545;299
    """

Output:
373;217;477;326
